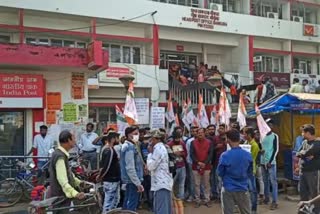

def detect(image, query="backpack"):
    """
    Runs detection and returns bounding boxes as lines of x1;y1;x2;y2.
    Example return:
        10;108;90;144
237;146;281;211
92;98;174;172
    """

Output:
165;144;177;175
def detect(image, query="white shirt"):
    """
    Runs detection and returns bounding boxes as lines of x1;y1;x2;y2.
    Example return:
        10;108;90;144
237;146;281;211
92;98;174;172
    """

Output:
33;134;54;161
79;132;99;152
186;137;195;164
147;142;173;192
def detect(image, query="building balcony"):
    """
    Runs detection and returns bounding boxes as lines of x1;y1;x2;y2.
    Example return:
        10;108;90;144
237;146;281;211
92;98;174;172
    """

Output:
0;43;108;72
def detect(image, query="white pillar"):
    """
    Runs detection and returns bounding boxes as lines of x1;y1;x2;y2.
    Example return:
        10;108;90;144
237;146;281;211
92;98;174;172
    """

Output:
202;44;207;64
281;2;291;21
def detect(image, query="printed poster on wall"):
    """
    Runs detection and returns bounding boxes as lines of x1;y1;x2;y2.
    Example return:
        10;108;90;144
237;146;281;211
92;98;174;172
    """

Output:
63;103;77;122
150;107;165;129
46;110;56;125
47;92;61;110
71;72;85;100
134;98;149;125
78;104;88;118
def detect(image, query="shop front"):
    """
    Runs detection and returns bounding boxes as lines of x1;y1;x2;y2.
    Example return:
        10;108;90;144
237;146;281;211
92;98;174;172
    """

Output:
0;74;45;156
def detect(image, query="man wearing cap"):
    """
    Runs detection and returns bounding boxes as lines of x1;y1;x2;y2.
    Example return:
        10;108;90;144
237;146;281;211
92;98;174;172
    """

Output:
297;124;320;203
97;131;121;213
260;119;279;210
120;126;144;211
147;130;173;214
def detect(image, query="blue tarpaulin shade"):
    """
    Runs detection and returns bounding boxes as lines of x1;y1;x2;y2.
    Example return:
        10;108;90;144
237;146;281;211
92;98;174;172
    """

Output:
248;93;320;115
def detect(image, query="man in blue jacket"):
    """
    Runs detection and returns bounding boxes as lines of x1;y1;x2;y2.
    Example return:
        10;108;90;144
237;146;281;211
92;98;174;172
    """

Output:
218;129;253;214
120;126;144;211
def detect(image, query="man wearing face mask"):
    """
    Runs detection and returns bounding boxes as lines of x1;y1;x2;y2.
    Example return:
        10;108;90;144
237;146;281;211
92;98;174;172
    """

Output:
120;126;144;211
296;124;320;203
79;123;99;170
28;125;54;180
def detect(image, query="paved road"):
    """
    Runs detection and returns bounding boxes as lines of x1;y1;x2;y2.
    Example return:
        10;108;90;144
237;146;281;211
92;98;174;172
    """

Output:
0;195;298;214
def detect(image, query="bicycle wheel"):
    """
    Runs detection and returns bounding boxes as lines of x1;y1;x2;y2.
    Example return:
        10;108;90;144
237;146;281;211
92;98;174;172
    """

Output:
0;179;24;207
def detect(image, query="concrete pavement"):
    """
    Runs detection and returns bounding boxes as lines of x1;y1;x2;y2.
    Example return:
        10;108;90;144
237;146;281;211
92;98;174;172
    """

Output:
0;195;299;214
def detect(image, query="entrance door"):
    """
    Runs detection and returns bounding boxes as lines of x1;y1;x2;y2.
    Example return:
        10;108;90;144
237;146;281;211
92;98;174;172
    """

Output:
0;111;25;156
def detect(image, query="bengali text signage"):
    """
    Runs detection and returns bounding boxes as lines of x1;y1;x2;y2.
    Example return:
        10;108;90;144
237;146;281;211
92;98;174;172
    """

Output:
0;74;44;108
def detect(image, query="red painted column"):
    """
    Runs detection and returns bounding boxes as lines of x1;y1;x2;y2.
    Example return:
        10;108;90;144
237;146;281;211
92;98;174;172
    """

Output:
91;18;97;41
19;9;24;44
153;24;159;65
248;36;254;72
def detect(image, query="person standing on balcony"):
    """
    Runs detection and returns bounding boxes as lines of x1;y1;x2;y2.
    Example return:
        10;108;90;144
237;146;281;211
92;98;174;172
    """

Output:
255;80;265;105
167;133;188;200
79;123;99;170
261;77;277;103
315;80;320;94
191;128;214;208
302;79;311;93
289;78;304;93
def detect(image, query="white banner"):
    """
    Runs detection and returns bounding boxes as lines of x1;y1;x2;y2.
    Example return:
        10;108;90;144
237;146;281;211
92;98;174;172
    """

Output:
150;107;165;129
134;98;150;125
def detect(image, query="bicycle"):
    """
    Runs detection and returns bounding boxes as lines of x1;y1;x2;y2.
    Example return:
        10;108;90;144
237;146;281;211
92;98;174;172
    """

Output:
28;182;103;214
0;159;49;208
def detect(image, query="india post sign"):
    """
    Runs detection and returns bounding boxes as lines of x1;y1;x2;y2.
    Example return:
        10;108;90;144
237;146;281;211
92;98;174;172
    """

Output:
0;74;44;108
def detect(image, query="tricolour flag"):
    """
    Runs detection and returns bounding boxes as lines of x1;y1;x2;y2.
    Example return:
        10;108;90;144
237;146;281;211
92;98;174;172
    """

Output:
218;87;232;127
255;104;271;141
237;93;247;129
197;94;209;128
165;92;175;123
123;82;138;125
116;105;128;134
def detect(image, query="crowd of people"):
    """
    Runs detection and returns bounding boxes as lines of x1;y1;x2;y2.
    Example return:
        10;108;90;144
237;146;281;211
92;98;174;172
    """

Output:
169;62;221;86
31;120;320;214
289;78;320;94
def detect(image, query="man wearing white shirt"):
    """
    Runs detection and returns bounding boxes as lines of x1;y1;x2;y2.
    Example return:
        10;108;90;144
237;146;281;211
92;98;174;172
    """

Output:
28;125;54;179
79;123;99;170
147;130;173;214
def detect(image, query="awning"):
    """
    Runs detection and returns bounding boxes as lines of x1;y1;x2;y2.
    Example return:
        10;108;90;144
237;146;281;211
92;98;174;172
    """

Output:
247;93;320;115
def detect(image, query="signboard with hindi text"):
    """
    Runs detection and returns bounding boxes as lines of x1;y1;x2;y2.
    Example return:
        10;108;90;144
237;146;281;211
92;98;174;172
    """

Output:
0;74;44;108
63;103;77;122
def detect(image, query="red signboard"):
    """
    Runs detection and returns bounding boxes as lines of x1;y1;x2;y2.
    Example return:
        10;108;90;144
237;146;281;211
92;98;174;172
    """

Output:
106;67;134;78
303;24;317;37
253;72;290;90
182;8;227;30
0;74;44;108
0;74;44;97
176;45;184;52
87;40;103;70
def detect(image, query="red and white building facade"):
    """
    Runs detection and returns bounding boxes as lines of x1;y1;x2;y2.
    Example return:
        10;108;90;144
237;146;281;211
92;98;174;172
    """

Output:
0;0;319;154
